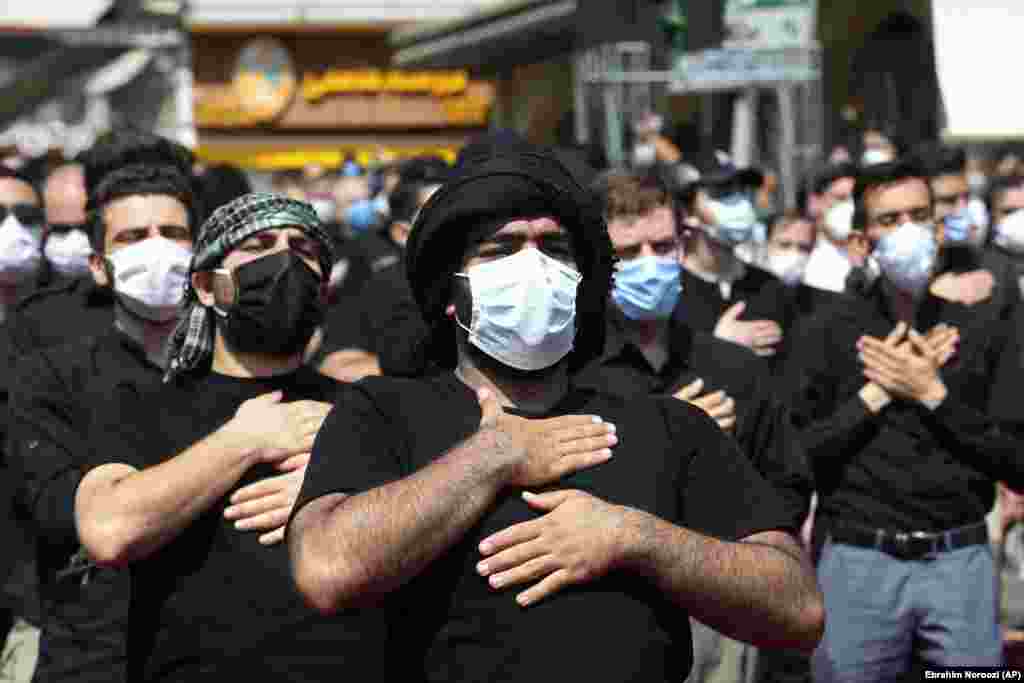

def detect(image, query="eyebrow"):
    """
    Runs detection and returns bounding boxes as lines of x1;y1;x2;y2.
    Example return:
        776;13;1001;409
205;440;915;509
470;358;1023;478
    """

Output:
870;205;931;219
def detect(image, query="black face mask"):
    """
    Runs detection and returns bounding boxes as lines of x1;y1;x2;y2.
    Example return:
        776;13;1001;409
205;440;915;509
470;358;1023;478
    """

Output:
214;250;325;356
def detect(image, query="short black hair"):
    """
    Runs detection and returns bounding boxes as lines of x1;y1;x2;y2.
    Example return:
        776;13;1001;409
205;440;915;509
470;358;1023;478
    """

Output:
852;159;933;232
389;157;451;224
198;164;252;220
810;161;858;196
913;143;966;179
82;132;201;253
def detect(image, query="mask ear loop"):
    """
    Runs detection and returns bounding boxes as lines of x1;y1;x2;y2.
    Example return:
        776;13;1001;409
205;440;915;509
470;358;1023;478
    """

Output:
450;272;478;337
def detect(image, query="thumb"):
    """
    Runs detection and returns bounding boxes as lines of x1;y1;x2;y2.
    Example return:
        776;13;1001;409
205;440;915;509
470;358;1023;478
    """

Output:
675;378;704;401
722;301;746;322
477;387;502;428
522;490;574;511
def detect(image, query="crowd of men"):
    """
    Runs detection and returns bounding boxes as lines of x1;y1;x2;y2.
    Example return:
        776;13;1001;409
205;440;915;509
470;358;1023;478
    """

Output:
0;124;1022;683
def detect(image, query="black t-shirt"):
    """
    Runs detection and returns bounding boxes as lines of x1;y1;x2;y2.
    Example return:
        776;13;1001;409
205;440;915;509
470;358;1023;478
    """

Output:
294;372;794;683
88;367;389;682
572;316;811;530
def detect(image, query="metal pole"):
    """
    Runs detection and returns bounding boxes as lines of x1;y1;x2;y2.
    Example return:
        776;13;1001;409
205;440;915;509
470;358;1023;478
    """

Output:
731;86;758;168
573;51;590;145
777;83;797;210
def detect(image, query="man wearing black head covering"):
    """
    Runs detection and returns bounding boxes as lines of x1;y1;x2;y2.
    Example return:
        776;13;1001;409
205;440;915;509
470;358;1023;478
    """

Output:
76;193;390;681
288;144;824;683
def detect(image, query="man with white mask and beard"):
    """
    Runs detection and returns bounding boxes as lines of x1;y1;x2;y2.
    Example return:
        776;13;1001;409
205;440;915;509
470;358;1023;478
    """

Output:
785;160;1024;679
6;137;305;682
287;143;823;683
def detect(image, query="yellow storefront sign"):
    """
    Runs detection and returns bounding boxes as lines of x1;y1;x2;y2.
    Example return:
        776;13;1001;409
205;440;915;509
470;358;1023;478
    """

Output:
301;69;469;103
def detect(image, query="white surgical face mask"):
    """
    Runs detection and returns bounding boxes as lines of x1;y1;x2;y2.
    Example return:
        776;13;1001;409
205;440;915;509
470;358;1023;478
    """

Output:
967;197;990;246
0;214;42;284
44;229;93;278
823;199;855;242
873;221;938;296
994;209;1024;255
765;247;810;286
106;237;193;322
455;248;581;371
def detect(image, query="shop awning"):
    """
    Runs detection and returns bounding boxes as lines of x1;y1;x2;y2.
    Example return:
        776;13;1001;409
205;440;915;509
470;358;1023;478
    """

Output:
390;0;657;71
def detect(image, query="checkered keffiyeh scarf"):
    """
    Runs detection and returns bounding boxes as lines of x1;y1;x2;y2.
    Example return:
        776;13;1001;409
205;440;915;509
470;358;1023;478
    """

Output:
164;192;337;382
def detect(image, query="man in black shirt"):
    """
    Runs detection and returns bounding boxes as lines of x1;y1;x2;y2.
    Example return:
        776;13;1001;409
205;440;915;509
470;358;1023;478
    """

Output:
917;144;1019;321
578;169;813;683
985;174;1024;293
673;154;796;366
75;194;386;681
6;134;220;682
787;160;1024;678
288;146;824;683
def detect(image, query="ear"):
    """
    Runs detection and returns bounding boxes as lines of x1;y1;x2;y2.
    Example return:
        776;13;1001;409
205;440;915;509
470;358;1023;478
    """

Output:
192;271;216;307
88;253;109;288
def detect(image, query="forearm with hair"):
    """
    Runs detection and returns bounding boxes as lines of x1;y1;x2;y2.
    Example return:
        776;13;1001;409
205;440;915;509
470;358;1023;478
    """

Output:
77;426;258;566
291;428;513;611
623;513;823;653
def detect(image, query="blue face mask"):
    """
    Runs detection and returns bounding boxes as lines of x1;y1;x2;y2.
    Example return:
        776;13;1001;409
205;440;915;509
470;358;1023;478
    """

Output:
873;221;938;295
706;194;761;246
344;199;379;234
612;255;682;320
943;208;972;244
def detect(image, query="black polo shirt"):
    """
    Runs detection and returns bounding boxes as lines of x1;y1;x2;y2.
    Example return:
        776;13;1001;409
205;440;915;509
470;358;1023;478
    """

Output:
87;366;389;682
7;329;160;682
572;312;811;530
293;372;794;683
5;277;113;361
785;279;1024;533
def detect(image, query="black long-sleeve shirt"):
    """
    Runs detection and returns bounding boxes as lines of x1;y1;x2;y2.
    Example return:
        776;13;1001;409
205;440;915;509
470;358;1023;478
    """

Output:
6;330;160;683
786;279;1024;533
572;311;812;530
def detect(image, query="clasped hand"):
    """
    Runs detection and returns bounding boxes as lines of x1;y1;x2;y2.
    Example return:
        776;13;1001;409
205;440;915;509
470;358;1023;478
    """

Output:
856;321;957;406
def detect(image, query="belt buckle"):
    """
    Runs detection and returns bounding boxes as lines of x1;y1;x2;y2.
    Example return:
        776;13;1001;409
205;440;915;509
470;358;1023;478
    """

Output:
893;531;935;559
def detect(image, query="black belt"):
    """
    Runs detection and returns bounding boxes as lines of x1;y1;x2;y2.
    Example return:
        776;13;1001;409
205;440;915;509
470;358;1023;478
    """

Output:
827;521;988;560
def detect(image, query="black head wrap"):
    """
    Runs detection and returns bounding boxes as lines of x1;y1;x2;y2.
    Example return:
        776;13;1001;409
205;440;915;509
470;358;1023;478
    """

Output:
405;146;614;373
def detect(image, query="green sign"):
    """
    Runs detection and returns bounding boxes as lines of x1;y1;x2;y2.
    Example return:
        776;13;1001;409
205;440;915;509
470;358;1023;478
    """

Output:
724;0;816;49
